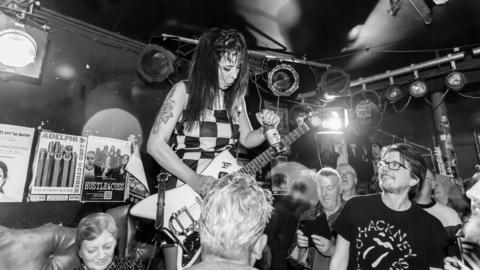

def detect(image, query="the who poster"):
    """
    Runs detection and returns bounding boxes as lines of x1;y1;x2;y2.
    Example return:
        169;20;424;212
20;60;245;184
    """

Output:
0;124;35;202
29;131;87;201
80;136;130;202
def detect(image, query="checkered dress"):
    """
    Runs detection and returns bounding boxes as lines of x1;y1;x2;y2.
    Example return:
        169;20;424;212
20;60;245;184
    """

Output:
172;88;240;175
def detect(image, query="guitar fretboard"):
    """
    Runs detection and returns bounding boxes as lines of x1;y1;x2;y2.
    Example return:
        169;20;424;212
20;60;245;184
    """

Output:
238;122;310;175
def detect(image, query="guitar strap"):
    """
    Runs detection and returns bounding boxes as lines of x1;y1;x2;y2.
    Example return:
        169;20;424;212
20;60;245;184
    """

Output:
229;110;239;160
147;172;169;270
154;172;169;230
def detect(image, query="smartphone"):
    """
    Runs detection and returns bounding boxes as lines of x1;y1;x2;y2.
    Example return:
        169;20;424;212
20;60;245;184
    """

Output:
299;214;331;247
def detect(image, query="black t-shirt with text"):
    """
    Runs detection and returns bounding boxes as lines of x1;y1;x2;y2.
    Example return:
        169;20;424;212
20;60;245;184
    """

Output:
334;193;447;270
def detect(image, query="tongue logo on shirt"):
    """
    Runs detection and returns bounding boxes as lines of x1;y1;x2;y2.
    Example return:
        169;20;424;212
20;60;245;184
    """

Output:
355;220;417;269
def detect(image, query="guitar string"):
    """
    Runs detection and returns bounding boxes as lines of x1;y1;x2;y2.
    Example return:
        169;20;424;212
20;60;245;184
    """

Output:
176;202;201;226
171;124;311;230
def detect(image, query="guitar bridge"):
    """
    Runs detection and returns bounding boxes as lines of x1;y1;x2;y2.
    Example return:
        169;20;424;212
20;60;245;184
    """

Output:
170;206;198;236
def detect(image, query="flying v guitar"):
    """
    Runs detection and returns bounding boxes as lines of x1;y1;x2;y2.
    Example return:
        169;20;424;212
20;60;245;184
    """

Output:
130;118;312;270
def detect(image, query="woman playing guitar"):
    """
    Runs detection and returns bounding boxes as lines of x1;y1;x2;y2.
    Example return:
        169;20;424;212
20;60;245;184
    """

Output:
147;27;280;194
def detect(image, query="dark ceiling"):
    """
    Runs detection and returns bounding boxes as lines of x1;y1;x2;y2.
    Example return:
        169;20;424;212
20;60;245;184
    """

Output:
31;0;480;176
40;0;480;79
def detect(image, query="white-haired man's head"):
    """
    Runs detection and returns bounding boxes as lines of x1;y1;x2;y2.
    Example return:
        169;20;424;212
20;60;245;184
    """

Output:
316;167;342;213
199;173;273;265
336;163;358;193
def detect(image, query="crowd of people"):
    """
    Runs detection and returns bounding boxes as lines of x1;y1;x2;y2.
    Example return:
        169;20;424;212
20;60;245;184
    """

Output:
70;26;480;270
75;142;480;270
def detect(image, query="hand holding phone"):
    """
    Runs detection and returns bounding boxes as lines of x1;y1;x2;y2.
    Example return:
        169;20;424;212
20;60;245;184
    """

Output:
298;214;331;247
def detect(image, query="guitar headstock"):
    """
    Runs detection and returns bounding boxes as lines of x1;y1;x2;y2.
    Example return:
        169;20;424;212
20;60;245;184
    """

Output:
294;111;315;130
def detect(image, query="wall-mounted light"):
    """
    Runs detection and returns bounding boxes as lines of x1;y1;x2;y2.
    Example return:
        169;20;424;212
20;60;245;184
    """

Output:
0;29;36;67
268;63;299;96
384;76;406;103
0;11;48;79
409;70;427;97
445;60;467;91
137;44;176;83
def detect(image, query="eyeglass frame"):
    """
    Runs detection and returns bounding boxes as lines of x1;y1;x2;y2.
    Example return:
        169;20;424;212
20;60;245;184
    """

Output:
377;160;408;171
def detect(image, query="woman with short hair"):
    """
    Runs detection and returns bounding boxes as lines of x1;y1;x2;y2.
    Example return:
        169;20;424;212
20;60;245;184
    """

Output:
74;212;144;270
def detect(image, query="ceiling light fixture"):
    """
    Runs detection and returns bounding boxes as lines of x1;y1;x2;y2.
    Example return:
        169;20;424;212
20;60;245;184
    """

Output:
409;70;427;98
268;63;299;96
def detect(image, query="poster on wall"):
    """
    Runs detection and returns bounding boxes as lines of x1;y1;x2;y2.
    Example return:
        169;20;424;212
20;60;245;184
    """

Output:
80;136;130;202
125;135;150;203
29;131;87;201
0;124;35;202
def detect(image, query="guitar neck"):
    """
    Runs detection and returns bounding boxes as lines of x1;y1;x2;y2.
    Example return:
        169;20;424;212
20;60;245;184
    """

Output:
238;122;310;175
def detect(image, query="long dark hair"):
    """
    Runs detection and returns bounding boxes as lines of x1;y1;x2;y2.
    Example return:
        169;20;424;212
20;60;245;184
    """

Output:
184;28;249;131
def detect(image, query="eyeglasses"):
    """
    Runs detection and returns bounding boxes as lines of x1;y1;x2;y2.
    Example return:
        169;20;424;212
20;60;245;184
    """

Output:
377;160;407;171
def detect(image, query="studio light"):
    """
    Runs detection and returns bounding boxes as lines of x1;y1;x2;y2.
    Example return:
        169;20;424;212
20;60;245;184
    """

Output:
0;11;48;79
408;70;427;97
445;71;467;91
268;63;299;96
137;44;176;83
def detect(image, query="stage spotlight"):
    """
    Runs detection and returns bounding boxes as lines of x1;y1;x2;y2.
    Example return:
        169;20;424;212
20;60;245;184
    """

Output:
409;79;427;97
137;44;176;83
311;107;348;134
445;71;467;91
320;67;350;97
321;92;337;103
268;63;299;96
0;11;48;79
408;70;427;97
384;83;406;103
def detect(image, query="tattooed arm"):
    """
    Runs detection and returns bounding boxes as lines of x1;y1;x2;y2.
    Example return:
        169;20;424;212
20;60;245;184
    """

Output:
147;81;212;193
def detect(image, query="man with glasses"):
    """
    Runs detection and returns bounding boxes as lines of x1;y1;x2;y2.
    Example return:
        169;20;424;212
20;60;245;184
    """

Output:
330;143;447;270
